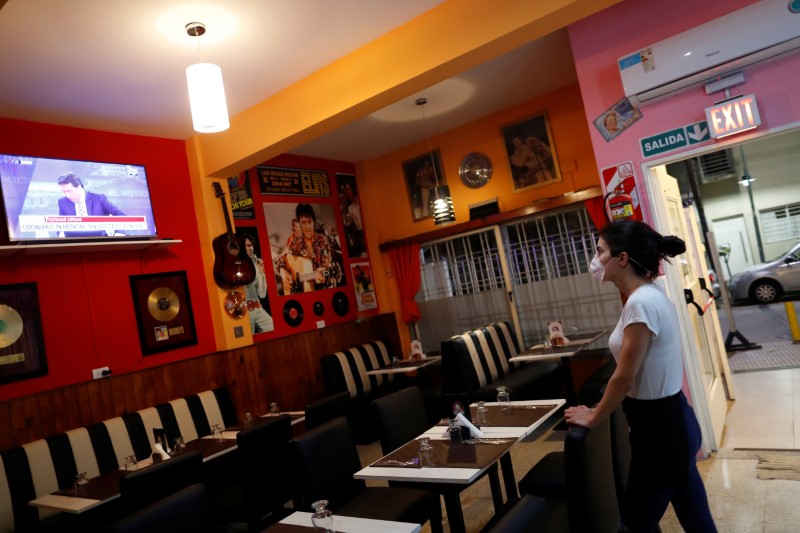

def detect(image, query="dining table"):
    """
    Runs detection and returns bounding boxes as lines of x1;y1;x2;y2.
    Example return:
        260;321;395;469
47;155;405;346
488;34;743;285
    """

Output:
263;511;421;533
353;399;564;533
509;329;608;404
364;355;441;376
28;410;305;516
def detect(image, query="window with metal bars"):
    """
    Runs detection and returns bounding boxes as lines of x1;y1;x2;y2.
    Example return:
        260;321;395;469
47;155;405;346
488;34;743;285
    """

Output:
504;207;598;284
760;202;800;243
419;228;504;301
417;207;599;301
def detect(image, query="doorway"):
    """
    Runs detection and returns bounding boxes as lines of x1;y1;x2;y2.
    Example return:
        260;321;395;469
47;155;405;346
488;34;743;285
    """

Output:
711;215;754;278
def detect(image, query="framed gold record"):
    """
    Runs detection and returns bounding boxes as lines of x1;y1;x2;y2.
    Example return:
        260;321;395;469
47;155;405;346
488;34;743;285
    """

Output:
129;271;197;355
0;282;48;384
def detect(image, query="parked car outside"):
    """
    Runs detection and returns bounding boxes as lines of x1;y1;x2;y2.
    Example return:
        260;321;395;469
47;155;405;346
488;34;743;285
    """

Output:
728;241;800;304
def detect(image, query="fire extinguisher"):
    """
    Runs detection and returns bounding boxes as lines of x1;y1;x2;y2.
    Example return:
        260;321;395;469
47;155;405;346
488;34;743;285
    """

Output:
604;182;635;222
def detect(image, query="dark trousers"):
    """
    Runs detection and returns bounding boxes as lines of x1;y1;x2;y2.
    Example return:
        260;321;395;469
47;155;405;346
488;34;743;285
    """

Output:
620;392;717;533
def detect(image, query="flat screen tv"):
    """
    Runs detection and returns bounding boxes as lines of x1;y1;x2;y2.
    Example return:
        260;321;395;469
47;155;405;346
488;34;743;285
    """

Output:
0;154;159;243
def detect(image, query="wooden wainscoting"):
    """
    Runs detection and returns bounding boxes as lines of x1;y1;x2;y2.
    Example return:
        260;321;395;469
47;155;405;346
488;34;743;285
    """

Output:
0;313;401;451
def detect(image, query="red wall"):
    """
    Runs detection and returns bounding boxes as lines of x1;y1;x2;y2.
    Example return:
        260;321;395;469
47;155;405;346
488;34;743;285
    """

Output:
0;118;215;401
233;153;377;339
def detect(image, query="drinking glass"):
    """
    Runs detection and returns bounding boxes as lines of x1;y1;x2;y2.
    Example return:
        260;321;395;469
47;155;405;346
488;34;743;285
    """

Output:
211;423;224;441
124;455;138;471
542;339;553;353
269;402;280;416
74;472;88;495
418;437;434;467
475;400;488;426
243;412;255;427
391;356;400;368
311;499;334;532
496;386;511;410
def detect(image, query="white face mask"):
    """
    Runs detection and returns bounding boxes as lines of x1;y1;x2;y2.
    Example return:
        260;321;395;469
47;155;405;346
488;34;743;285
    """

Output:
589;254;619;283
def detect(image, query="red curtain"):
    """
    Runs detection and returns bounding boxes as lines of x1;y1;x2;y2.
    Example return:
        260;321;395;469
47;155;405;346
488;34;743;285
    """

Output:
389;243;422;324
583;197;609;231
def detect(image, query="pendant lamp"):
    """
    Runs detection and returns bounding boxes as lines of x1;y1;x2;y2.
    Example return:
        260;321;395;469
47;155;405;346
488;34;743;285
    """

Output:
186;22;230;133
416;98;455;224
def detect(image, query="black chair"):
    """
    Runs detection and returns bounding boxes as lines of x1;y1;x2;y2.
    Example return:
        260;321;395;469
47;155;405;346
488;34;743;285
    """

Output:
371;386;508;531
290;417;443;533
563;418;619;533
518;416;619;533
518;405;630;501
304;391;351;431
211;414;293;530
483;495;567;533
371;386;431;454
107;483;239;533
119;450;203;514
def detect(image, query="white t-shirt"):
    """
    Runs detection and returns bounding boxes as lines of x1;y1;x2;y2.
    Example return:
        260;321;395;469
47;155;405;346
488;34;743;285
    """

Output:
608;283;683;400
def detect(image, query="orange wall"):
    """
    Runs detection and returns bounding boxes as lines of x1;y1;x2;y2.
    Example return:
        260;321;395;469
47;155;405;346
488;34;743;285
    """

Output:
358;82;598;347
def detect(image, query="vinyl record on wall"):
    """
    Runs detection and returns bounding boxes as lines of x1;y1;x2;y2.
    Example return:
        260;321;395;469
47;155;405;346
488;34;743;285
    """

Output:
313;301;324;317
283;299;304;327
332;291;349;317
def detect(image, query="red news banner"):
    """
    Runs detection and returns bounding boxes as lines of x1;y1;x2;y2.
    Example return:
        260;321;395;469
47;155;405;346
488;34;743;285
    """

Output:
19;215;148;232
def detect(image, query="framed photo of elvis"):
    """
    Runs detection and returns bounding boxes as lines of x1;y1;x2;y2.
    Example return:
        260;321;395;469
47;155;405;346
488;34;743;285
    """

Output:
402;150;446;222
0;282;47;384
500;113;562;192
129;271;198;355
263;202;346;296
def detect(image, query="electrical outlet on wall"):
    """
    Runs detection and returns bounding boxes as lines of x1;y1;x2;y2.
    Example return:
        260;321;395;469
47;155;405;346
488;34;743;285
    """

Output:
92;367;110;379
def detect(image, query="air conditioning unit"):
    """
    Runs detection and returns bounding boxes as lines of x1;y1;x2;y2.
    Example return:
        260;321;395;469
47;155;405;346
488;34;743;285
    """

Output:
618;0;800;106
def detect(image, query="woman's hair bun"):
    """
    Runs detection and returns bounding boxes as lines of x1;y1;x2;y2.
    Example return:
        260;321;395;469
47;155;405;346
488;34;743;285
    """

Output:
657;235;686;258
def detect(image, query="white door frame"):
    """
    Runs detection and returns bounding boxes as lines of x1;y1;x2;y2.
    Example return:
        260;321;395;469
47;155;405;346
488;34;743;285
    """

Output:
644;167;725;454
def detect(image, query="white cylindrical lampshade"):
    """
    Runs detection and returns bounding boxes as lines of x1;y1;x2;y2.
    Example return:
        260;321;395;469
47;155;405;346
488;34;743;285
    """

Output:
186;63;230;133
430;185;455;225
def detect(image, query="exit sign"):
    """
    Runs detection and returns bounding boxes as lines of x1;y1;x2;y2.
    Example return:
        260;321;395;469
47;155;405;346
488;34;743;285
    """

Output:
705;94;761;139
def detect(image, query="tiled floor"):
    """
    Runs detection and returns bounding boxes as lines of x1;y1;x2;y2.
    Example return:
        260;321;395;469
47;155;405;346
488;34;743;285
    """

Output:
358;368;800;532
657;367;800;533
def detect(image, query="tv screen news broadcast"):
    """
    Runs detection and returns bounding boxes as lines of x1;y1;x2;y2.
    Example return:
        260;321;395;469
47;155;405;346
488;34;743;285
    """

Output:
0;154;159;243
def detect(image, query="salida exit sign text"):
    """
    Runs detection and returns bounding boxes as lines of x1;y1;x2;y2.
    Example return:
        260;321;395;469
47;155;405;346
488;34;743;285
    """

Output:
705;94;761;139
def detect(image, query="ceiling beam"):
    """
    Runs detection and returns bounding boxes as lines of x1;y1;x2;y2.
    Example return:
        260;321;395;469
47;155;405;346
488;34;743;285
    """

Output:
190;0;621;178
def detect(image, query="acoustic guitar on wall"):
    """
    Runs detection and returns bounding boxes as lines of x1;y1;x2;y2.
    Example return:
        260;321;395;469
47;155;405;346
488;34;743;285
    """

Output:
211;182;256;289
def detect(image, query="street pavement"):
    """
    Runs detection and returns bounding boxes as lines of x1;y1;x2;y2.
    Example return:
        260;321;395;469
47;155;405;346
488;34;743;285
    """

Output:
716;300;799;344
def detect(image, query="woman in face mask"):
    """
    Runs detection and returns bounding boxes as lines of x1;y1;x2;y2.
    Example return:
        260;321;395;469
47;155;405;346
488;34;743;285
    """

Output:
565;219;716;533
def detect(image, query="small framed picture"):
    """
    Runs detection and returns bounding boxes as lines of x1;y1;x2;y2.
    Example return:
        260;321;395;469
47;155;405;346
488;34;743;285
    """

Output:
500;113;561;192
402;150;446;222
129;271;198;355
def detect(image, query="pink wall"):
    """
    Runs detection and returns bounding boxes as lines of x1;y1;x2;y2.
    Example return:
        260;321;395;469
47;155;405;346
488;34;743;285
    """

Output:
568;0;800;221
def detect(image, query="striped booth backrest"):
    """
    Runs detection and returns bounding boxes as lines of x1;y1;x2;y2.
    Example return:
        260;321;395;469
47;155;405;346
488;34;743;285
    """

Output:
320;341;394;398
0;387;235;533
442;322;520;393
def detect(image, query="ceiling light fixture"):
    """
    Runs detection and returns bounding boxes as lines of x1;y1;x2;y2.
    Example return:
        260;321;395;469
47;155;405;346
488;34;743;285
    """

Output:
416;98;455;225
185;22;229;134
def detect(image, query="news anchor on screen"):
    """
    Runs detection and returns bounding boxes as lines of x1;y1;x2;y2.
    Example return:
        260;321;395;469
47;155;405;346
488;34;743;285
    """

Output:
57;172;126;237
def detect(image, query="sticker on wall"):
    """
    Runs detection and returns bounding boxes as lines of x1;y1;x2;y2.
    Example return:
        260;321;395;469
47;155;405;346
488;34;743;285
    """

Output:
351;262;377;312
335;173;366;258
235;229;274;334
594;96;643;142
228;169;255;220
601;162;642;222
283;299;304;327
